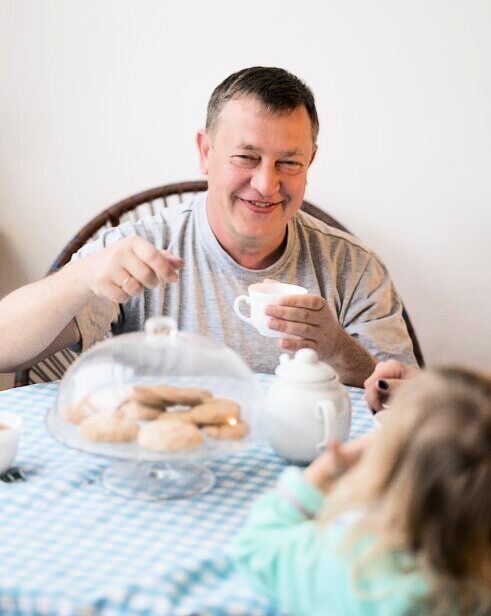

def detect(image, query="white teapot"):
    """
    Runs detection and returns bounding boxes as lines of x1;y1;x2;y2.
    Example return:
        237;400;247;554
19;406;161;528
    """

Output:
264;349;352;463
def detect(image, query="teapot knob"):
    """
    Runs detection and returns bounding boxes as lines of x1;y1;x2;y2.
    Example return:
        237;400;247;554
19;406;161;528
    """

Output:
279;353;291;365
295;348;319;364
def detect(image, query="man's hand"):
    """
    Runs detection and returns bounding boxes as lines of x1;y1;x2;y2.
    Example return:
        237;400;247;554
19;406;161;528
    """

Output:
364;359;420;412
264;294;376;386
265;294;344;357
76;236;183;303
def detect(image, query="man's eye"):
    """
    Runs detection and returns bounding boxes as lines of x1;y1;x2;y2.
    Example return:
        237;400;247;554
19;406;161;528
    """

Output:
230;155;259;169
278;161;303;175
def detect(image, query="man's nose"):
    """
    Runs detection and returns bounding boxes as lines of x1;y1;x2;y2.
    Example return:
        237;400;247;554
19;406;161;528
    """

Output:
250;164;280;197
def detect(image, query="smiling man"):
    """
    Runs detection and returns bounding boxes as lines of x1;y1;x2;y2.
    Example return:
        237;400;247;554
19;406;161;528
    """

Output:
0;67;417;386
198;94;316;269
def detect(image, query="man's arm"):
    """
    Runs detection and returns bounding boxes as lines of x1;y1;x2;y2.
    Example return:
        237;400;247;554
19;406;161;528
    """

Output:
318;322;377;387
11;318;82;372
0;236;183;373
0;262;90;372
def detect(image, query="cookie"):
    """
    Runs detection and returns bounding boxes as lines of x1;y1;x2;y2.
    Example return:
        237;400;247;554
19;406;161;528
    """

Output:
129;387;168;409
119;400;164;421
156;410;194;423
138;420;202;452
131;384;212;407
62;397;96;425
190;398;241;425
203;420;250;440
79;412;138;443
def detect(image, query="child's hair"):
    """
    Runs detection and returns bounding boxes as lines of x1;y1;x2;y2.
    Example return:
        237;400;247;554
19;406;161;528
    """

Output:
320;366;491;614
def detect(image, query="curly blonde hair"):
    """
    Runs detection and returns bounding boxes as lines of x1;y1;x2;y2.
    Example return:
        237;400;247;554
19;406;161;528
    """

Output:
320;366;491;615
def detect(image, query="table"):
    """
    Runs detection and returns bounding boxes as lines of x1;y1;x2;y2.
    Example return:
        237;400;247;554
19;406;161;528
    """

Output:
0;378;375;616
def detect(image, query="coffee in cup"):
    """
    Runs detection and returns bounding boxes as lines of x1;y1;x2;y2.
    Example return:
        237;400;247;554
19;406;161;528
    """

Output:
233;282;308;337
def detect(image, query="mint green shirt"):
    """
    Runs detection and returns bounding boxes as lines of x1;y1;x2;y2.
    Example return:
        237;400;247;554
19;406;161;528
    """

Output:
235;467;428;616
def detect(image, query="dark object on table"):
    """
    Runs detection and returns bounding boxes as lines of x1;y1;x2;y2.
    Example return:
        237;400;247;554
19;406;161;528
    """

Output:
0;466;26;483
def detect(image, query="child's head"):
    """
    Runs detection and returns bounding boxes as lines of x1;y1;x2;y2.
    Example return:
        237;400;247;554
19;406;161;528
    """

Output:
325;366;491;612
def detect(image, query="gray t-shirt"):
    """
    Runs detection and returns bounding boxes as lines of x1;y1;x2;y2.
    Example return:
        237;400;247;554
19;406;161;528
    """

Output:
74;192;416;373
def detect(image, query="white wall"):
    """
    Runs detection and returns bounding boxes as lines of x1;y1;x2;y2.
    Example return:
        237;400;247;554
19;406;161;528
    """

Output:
1;0;490;390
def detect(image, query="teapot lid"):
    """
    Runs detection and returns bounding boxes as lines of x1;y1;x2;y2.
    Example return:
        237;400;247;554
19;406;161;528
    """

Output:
275;349;338;383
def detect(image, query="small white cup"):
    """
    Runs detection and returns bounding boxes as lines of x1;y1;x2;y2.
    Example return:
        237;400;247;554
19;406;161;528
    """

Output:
233;282;308;337
373;409;390;429
0;412;22;475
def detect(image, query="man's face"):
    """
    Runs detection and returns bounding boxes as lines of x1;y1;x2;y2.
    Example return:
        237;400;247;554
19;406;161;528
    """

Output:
197;95;316;264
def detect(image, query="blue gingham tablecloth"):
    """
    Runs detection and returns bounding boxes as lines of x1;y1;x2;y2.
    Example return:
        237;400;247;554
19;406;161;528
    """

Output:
0;377;375;616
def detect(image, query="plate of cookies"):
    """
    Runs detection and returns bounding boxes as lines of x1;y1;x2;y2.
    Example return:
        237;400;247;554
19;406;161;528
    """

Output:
47;377;259;462
46;318;264;463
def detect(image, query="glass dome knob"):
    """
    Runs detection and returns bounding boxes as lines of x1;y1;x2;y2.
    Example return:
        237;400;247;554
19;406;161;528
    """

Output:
144;316;178;337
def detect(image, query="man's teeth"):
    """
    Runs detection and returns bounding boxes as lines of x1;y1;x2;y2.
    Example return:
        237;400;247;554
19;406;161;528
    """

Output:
249;200;275;207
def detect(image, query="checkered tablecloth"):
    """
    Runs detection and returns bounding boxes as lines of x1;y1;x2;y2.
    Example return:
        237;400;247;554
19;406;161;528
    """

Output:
0;377;375;616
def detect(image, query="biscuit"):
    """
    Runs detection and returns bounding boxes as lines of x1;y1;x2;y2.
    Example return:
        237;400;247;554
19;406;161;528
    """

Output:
156;410;194;423
79;412;138;443
129;387;168;409
119;400;164;421
138;420;202;451
62;397;96;425
190;398;241;425
131;384;212;407
203;420;250;440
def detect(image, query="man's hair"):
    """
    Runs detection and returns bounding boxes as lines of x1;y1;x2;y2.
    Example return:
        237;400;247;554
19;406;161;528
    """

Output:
206;66;319;144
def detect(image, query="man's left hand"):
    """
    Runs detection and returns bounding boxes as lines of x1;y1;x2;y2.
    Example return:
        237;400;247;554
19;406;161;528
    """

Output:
265;293;376;386
265;294;343;360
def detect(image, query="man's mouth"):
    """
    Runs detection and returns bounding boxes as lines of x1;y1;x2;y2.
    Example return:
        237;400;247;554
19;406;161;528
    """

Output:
238;197;284;209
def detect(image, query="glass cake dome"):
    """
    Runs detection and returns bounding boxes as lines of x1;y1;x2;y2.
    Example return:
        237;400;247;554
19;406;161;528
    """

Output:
46;317;264;500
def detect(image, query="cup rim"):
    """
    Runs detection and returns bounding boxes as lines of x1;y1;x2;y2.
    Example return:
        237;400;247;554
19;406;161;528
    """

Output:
373;409;390;428
248;282;307;295
0;412;22;435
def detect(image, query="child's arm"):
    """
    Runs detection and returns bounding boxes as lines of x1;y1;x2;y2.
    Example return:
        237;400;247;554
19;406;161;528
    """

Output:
234;465;351;615
304;434;372;492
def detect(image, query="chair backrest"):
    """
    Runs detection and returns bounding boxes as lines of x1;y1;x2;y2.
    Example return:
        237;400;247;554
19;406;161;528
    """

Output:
14;181;423;386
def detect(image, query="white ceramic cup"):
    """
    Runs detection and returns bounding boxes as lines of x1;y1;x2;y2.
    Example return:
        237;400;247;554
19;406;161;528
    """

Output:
373;409;390;429
233;282;308;337
0;412;22;475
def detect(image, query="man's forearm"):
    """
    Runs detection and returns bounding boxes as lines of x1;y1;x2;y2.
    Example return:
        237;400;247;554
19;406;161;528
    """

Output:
325;329;377;387
0;261;93;372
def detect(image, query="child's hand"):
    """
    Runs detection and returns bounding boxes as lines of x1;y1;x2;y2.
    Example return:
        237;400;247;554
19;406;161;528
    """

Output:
304;435;372;493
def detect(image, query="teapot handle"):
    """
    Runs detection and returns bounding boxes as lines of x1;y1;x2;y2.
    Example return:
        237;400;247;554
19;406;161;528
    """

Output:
314;400;337;453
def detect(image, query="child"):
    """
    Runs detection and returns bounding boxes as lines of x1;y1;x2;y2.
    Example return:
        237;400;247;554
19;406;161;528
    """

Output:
235;367;491;615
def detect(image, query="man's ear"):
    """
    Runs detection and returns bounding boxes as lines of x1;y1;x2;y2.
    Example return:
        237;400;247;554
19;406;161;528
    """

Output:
196;129;211;175
309;145;318;166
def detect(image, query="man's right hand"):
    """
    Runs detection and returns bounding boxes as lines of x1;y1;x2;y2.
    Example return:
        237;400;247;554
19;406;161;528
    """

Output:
77;236;183;303
0;236;183;373
364;359;420;412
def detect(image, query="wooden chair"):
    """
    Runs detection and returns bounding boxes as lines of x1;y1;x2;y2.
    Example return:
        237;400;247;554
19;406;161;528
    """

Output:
14;181;424;386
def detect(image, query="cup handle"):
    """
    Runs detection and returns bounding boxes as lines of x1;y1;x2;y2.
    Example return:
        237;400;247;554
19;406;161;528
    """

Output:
233;295;253;326
314;400;337;453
